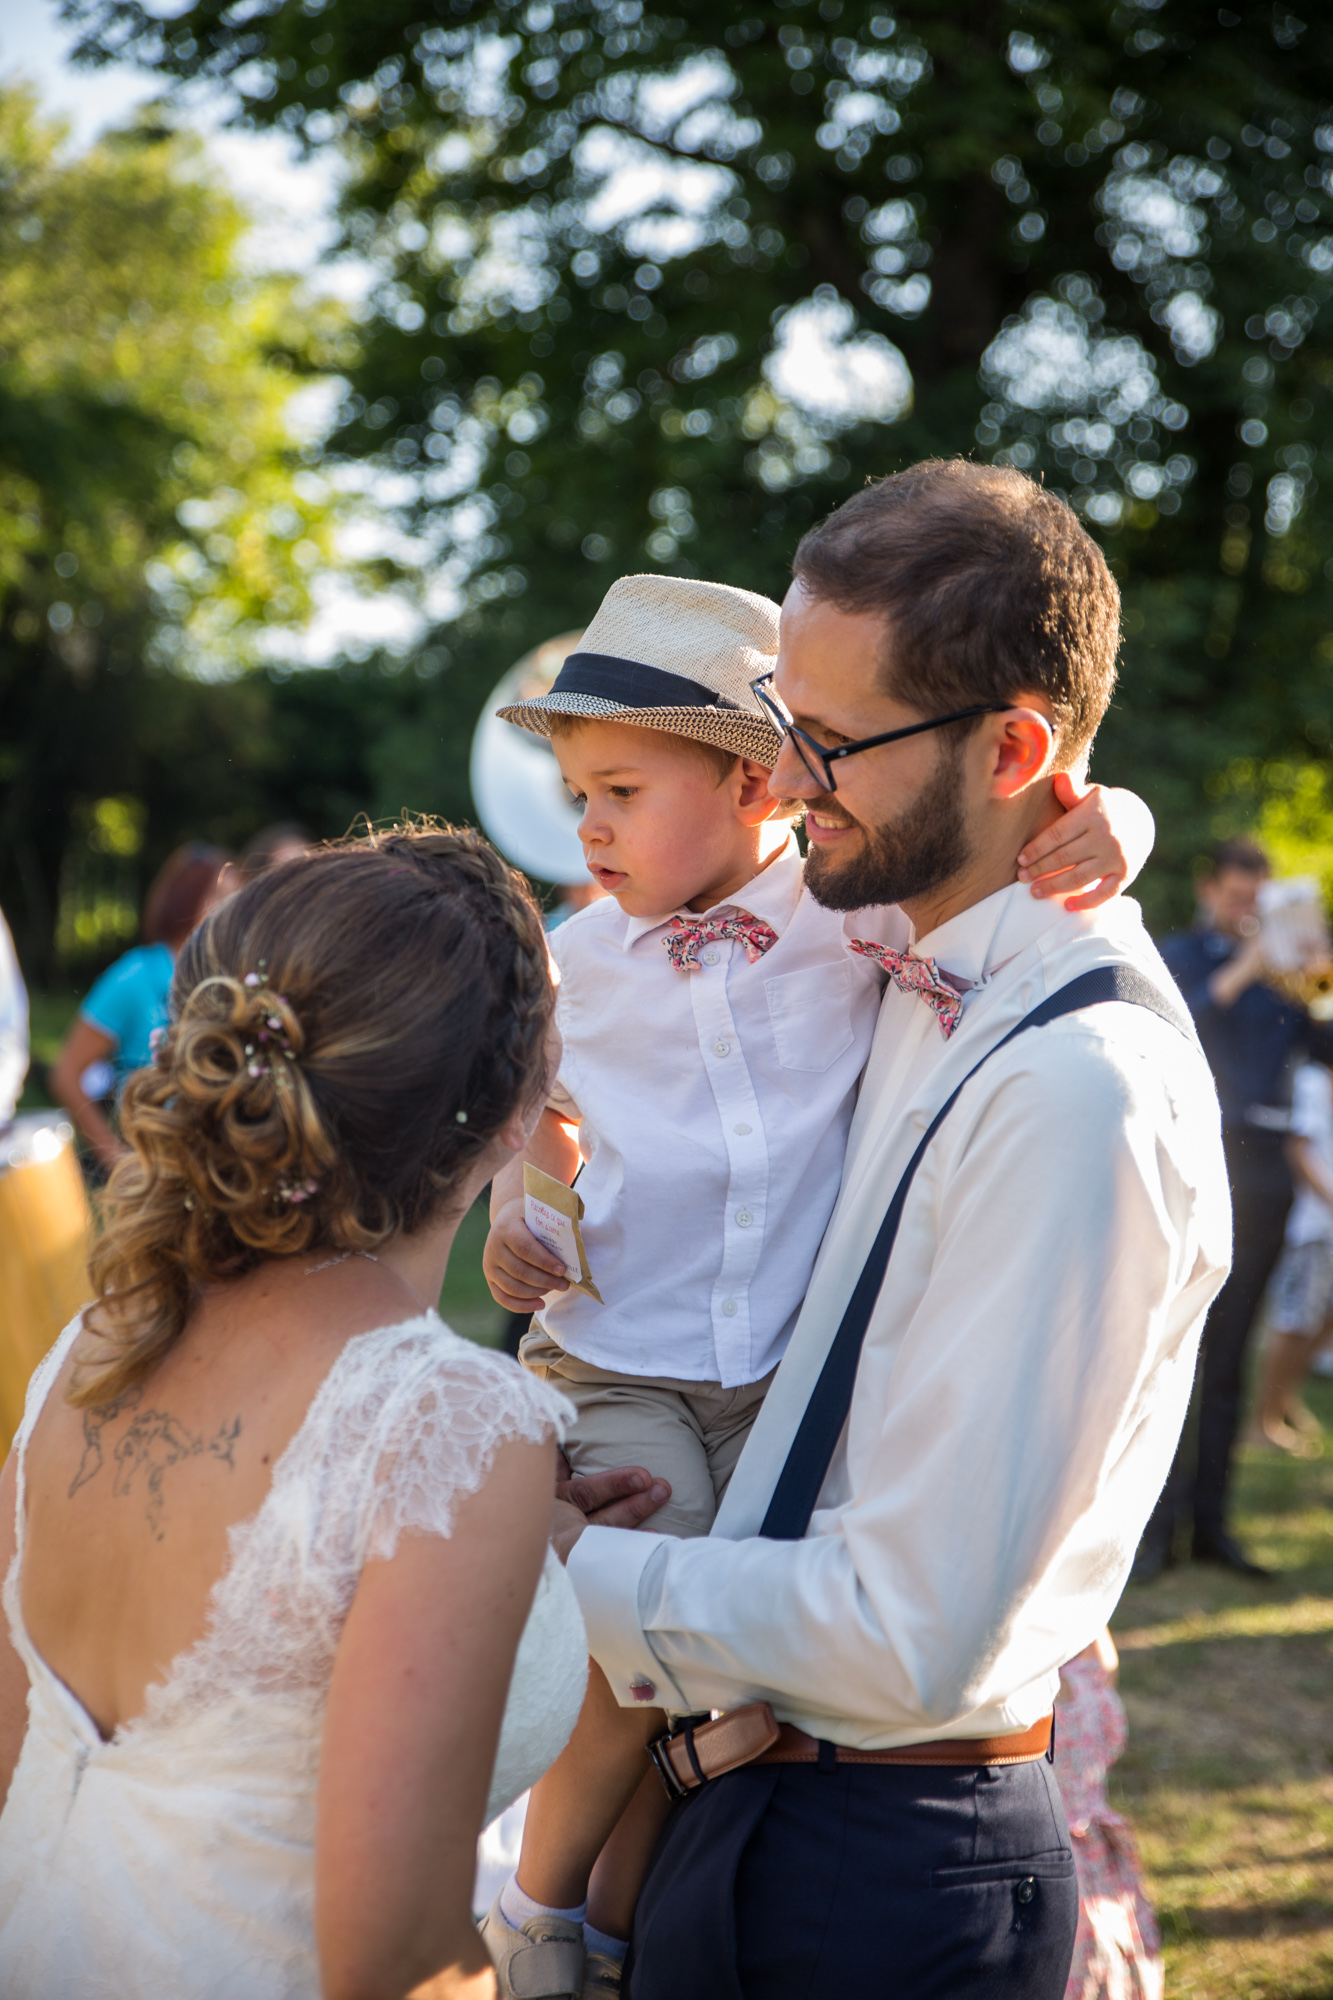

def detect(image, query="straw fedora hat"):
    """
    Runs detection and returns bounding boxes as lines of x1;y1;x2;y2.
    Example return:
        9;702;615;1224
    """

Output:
497;574;783;765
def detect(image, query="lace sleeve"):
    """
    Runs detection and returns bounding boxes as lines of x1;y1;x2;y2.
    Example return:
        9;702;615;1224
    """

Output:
352;1330;576;1566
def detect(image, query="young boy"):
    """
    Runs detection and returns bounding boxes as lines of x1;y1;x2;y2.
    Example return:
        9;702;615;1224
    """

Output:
1257;1058;1333;1451
479;572;1151;2000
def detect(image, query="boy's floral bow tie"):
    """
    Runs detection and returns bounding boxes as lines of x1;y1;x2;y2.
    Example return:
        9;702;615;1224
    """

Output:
847;939;965;1039
665;910;779;971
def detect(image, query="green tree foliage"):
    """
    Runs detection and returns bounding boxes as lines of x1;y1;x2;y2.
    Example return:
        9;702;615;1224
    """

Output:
62;1;1333;920
0;84;365;975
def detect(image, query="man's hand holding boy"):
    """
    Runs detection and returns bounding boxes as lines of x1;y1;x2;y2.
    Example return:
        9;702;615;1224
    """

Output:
550;1455;673;1562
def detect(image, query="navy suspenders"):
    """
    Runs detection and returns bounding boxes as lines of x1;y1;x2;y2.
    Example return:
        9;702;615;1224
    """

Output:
758;965;1192;1543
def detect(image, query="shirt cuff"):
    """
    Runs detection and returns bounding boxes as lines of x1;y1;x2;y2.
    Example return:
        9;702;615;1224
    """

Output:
566;1526;689;1713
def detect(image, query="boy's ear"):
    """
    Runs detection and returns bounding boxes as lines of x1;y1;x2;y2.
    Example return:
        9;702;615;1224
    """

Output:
736;757;784;825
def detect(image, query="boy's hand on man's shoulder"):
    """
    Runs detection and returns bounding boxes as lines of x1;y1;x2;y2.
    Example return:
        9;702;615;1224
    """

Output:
482;1199;571;1312
1017;775;1155;912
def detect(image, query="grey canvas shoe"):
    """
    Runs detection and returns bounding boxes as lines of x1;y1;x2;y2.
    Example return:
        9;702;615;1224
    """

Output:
582;1946;625;1998
479;1894;585;2000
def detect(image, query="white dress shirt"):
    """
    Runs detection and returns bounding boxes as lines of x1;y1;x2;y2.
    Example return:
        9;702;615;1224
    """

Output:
541;835;906;1386
568;885;1232;1746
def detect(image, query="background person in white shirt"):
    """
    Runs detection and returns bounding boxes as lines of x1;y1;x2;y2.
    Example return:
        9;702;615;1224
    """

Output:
0;906;29;1125
1256;1060;1333;1451
547;460;1231;2000
479;572;1152;1998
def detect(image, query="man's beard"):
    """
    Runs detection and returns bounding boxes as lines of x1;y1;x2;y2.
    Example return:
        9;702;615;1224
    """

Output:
804;743;973;912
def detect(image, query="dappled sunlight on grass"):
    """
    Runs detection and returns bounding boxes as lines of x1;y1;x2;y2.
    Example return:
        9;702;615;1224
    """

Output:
1111;1379;1333;1996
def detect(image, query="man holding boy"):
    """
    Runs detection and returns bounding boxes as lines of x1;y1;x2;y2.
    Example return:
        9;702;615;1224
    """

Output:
481;545;1147;2000
553;461;1231;1996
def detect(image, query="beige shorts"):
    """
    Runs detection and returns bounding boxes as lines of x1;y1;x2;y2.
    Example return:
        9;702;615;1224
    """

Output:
521;1327;774;1539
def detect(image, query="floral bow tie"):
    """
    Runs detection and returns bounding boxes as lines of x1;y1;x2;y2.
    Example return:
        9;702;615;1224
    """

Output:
664;910;779;971
848;939;965;1039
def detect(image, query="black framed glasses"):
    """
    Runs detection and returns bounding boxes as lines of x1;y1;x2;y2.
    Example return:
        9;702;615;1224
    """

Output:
751;673;1011;795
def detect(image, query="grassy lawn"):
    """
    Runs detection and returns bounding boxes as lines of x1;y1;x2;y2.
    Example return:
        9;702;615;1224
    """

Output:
1111;1375;1333;1998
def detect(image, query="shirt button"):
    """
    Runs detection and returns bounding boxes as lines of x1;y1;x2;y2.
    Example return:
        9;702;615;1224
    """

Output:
713;1039;731;1057
736;1209;753;1228
721;1298;738;1317
1015;1877;1037;1907
702;948;721;966
733;1122;752;1136
629;1676;658;1703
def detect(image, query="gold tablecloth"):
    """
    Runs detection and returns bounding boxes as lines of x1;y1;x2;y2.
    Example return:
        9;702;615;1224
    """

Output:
0;1134;92;1457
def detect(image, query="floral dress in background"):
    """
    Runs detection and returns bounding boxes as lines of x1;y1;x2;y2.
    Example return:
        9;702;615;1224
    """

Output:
1055;1650;1164;2000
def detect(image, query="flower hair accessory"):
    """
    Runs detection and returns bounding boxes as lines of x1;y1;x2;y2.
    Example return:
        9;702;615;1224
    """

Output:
275;1172;319;1205
239;967;300;1081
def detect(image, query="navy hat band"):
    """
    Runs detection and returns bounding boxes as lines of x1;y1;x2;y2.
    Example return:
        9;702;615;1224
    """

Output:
550;653;741;712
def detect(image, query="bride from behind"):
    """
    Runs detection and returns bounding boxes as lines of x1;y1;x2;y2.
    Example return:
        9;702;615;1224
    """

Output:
0;824;591;1999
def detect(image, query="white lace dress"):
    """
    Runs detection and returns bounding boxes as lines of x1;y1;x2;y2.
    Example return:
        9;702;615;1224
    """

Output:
0;1311;589;1999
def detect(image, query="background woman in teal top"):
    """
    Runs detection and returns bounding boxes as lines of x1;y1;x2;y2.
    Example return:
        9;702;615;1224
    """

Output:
50;844;228;1174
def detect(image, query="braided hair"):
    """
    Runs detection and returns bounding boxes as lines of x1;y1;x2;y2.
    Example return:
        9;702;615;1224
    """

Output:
76;822;554;1407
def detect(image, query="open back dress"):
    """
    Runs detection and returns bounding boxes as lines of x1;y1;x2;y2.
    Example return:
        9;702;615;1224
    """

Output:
0;1310;589;1998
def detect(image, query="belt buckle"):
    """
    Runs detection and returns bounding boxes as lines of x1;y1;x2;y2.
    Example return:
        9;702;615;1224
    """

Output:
648;1714;711;1802
648;1731;689;1801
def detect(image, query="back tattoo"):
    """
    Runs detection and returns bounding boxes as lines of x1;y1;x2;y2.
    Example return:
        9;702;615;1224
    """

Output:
69;1388;243;1539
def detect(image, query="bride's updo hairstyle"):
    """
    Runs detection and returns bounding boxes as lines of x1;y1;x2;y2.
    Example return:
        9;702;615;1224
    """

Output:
75;822;554;1408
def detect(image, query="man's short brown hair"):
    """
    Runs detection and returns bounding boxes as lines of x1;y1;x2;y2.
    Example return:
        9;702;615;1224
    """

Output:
1206;836;1269;879
792;459;1120;767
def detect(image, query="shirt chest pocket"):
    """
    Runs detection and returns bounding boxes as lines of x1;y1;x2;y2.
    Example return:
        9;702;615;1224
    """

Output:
765;960;856;1073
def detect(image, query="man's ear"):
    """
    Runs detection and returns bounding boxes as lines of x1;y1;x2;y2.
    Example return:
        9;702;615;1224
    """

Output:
989;709;1054;800
736;758;785;824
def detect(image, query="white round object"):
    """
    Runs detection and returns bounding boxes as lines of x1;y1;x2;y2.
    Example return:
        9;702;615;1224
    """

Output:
2;1112;74;1174
470;633;592;886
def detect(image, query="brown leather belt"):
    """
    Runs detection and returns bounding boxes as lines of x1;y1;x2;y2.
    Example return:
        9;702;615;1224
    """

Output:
754;1713;1054;1768
650;1703;1053;1801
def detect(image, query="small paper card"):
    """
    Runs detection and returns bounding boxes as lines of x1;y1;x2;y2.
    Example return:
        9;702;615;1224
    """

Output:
523;1163;602;1302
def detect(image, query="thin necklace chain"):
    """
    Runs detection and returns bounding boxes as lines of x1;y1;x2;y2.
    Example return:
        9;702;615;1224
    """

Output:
302;1249;380;1278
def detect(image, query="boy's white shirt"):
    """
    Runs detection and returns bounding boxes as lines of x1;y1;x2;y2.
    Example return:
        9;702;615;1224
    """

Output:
566;887;1232;1746
1285;1063;1333;1246
541;832;907;1386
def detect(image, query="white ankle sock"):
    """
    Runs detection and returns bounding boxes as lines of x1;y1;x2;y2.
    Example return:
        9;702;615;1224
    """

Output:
584;1923;629;1963
500;1874;587;1931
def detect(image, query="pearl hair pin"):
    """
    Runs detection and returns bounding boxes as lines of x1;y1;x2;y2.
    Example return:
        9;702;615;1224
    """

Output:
238;968;299;1079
